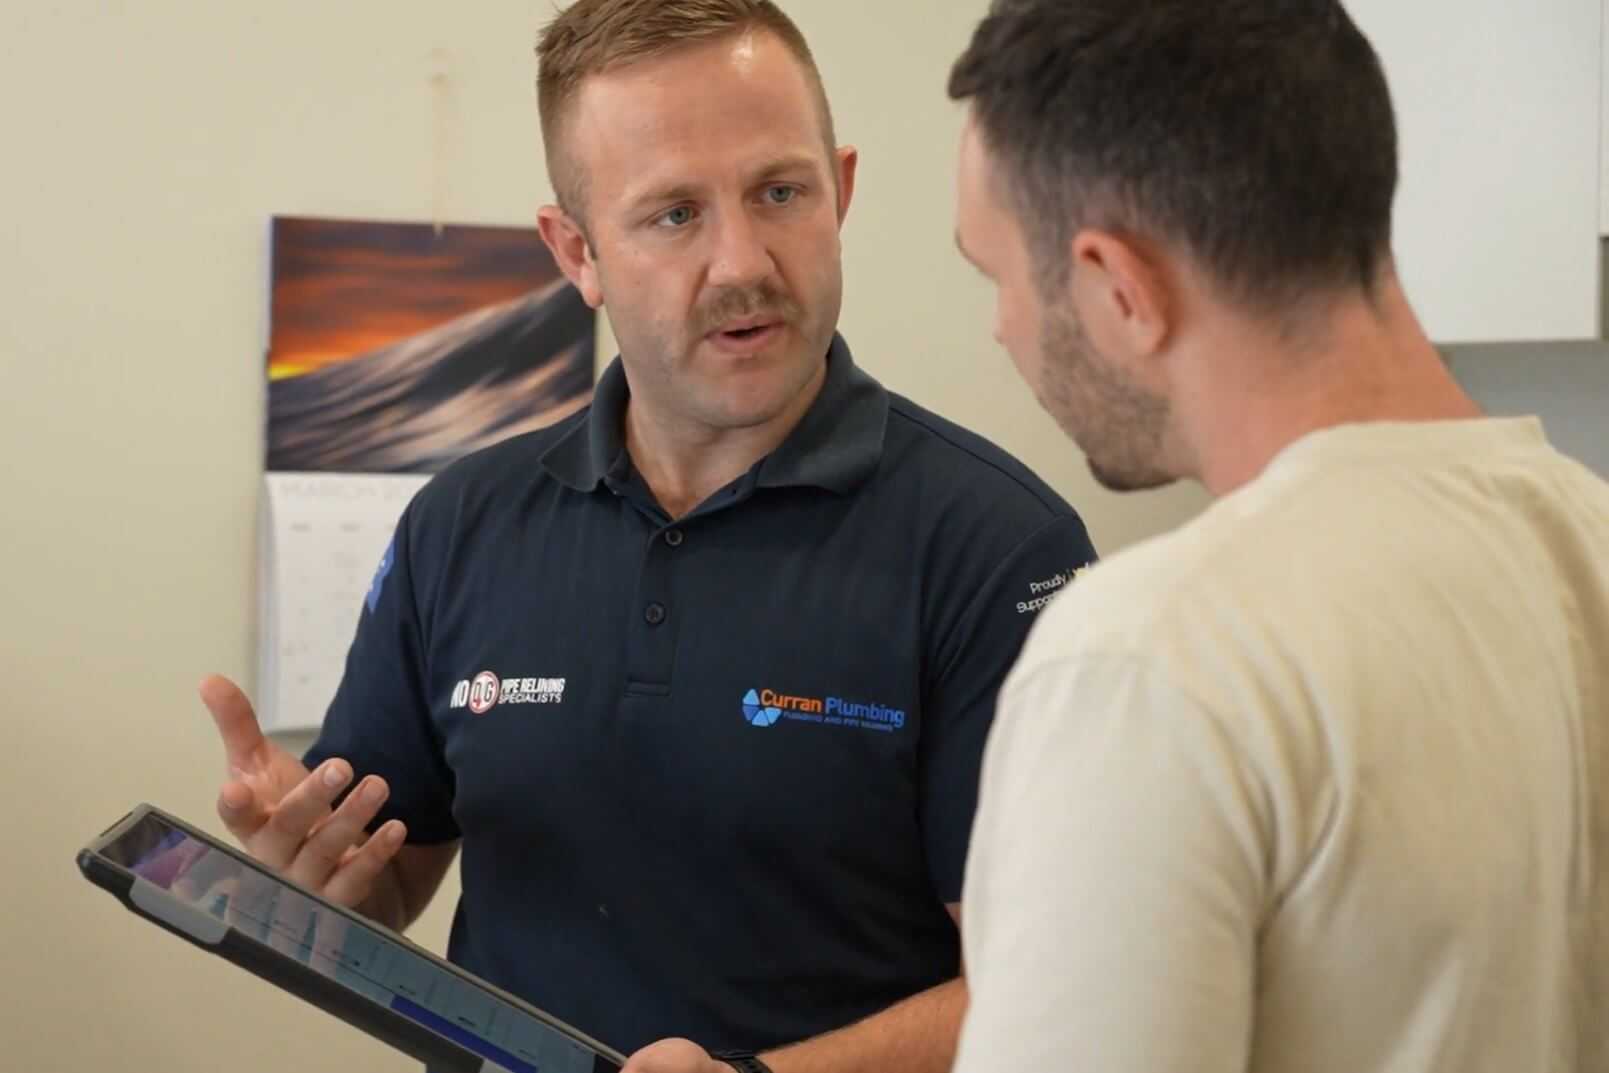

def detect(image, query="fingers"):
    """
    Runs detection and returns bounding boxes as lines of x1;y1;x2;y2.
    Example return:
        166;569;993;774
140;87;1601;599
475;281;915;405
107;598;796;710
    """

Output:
320;821;408;910
247;758;352;869
216;778;271;842
283;772;388;892
199;675;266;773
203;719;406;911
620;1038;712;1073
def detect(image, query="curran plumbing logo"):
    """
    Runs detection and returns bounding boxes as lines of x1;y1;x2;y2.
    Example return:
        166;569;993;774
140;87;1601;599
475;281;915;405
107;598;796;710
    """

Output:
741;688;906;733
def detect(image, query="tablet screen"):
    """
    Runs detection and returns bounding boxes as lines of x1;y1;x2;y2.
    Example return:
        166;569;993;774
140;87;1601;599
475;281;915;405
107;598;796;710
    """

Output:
107;812;602;1073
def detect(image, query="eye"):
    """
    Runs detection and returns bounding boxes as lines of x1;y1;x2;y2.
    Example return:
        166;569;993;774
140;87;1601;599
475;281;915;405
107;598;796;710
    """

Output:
655;205;697;229
762;185;798;206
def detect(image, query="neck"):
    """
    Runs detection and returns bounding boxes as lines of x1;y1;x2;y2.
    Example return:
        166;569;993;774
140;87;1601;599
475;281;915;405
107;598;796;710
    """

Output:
1174;271;1485;496
623;360;827;519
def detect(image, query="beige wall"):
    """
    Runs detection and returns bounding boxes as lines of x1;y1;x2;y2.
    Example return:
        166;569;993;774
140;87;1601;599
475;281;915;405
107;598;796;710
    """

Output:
0;3;1205;1070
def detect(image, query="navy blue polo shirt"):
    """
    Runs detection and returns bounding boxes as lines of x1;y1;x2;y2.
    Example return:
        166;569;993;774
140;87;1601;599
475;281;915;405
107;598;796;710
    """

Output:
305;333;1097;1056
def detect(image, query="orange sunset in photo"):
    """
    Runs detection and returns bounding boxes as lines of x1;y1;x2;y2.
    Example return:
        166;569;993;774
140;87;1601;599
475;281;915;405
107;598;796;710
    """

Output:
268;216;569;380
265;216;595;474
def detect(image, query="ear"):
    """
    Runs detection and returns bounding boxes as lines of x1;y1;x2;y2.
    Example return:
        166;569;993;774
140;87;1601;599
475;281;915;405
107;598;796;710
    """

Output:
1067;229;1172;363
537;205;604;308
833;145;859;227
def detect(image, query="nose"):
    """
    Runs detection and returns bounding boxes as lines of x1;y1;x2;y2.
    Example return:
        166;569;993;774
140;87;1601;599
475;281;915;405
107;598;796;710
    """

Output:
706;207;776;291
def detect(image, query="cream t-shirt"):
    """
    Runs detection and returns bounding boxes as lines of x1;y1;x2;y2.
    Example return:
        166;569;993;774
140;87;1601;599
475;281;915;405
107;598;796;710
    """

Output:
956;418;1609;1073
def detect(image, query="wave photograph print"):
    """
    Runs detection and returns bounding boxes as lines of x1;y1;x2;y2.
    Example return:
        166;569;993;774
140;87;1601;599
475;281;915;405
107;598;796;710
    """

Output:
265;215;595;474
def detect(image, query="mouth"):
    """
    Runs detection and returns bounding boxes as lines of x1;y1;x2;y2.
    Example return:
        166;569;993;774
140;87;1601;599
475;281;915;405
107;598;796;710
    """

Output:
713;316;778;338
706;318;785;353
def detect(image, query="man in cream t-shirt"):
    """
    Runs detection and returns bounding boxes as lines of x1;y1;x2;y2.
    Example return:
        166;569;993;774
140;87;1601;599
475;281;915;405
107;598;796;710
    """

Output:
946;1;1607;1070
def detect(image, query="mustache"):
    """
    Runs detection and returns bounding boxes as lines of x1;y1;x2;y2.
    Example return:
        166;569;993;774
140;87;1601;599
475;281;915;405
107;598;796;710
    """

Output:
692;282;802;335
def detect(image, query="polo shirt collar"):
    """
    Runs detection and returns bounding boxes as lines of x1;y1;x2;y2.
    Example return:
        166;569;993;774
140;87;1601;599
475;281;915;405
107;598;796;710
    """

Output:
539;332;887;496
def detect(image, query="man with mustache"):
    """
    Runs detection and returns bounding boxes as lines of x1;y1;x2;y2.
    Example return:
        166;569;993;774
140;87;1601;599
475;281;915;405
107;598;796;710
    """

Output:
947;1;1609;1070
197;2;1097;1072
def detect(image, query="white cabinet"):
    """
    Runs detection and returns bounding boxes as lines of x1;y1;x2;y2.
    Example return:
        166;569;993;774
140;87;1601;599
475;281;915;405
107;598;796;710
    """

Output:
1602;0;1609;233
1346;0;1601;342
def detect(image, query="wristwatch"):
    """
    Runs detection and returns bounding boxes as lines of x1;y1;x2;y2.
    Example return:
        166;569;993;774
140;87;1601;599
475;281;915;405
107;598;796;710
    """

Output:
709;1050;775;1073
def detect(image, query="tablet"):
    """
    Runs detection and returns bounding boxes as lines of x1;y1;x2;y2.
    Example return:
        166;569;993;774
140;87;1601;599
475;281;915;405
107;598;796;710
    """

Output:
78;803;626;1073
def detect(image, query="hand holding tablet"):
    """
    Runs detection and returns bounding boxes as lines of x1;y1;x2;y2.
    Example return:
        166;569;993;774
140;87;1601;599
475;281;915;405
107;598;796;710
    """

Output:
78;805;625;1073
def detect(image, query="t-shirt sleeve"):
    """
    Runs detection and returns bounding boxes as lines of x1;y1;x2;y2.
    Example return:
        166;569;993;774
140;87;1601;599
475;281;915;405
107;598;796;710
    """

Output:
918;512;1098;903
302;495;460;844
953;652;1268;1072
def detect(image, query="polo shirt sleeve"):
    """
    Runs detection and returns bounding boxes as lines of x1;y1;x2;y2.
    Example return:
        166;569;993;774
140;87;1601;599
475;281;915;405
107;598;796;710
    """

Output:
302;493;460;845
919;512;1097;903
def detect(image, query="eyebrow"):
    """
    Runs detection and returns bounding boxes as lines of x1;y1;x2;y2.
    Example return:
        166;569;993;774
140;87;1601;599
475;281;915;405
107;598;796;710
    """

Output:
622;179;701;217
751;153;822;183
622;154;825;217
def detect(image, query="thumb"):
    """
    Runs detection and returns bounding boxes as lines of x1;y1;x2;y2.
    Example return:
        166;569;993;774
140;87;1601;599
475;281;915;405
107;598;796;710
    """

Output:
621;1039;714;1073
199;674;266;772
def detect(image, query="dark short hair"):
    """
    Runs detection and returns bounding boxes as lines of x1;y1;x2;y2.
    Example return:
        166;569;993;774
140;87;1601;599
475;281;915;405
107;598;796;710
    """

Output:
949;0;1399;310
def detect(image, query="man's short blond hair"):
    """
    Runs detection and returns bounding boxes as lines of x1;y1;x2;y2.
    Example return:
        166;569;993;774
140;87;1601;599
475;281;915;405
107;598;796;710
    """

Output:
535;0;838;226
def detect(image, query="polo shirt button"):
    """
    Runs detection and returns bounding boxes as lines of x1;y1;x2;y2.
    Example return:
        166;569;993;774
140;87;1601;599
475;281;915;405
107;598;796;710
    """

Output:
664;529;685;548
644;602;667;626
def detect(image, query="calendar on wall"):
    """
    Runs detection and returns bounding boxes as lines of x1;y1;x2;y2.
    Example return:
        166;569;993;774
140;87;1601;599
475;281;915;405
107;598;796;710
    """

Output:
257;472;430;733
257;215;595;732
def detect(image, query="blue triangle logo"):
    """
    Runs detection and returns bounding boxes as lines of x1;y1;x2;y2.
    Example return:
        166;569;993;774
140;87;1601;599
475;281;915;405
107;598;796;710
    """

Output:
742;688;781;727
